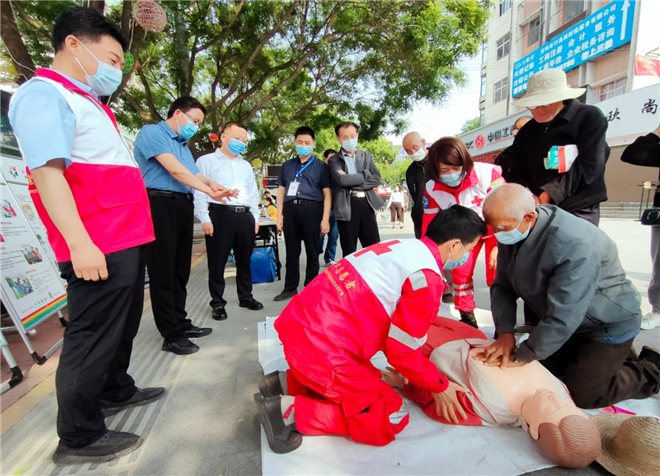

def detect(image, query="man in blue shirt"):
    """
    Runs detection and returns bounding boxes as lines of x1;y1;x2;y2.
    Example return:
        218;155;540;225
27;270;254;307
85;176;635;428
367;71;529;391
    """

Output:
274;127;331;301
134;96;235;355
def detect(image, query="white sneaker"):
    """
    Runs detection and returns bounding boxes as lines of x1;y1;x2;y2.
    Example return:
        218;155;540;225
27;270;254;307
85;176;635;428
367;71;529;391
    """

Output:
641;312;660;330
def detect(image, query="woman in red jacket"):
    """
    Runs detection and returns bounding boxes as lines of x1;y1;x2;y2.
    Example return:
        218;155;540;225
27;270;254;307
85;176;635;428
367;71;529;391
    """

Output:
421;137;504;328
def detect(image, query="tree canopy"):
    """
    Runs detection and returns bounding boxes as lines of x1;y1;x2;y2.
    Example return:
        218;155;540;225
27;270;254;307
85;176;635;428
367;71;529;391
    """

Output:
1;0;489;161
460;116;482;134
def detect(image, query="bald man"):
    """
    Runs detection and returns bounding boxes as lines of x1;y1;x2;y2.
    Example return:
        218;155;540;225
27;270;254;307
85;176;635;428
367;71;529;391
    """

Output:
402;132;428;238
477;183;660;409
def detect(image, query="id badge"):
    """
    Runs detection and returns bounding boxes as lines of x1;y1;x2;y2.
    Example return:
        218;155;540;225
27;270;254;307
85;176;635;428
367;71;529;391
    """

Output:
287;180;300;197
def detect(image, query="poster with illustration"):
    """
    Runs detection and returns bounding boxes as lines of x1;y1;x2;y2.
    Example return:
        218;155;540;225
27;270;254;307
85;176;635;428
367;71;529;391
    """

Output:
0;178;66;329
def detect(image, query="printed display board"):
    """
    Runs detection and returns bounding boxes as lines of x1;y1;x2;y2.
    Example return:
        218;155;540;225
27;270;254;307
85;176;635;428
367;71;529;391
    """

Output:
512;0;635;97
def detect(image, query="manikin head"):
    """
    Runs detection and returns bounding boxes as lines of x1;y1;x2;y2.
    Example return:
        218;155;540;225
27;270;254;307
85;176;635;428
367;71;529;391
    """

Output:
521;389;601;468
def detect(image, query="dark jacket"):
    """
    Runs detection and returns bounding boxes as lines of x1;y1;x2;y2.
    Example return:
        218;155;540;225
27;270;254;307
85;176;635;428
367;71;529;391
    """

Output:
499;99;609;212
405;159;425;238
621;132;660;207
491;205;641;363
328;149;384;221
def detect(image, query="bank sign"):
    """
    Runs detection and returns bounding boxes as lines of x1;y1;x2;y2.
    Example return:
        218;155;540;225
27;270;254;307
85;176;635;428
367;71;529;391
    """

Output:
512;0;635;97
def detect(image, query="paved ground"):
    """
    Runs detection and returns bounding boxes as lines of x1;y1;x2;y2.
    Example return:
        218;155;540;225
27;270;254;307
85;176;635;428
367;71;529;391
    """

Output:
1;216;658;475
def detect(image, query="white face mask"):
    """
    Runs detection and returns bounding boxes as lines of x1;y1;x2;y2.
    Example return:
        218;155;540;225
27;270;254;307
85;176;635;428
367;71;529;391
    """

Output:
410;148;426;162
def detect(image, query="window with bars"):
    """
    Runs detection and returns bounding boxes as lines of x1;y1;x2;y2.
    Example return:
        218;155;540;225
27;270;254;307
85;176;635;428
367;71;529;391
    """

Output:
493;78;509;104
599;78;626;102
529;17;541;46
564;0;585;23
497;33;510;61
499;0;512;16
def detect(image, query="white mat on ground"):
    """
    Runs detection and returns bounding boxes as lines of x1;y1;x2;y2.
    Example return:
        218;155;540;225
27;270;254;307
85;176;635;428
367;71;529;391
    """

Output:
257;309;660;476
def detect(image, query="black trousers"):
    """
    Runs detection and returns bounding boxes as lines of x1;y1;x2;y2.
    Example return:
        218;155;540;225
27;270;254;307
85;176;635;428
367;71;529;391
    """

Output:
337;196;381;257
570;203;600;227
540;334;660;409
56;246;145;447
205;205;255;307
283;200;323;291
145;194;194;343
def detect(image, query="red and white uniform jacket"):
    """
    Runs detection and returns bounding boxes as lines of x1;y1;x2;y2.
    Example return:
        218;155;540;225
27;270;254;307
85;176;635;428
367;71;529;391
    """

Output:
275;238;449;414
421;162;504;236
12;69;154;262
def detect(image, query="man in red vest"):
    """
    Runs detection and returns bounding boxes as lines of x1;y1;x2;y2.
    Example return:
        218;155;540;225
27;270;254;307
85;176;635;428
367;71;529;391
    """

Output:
9;7;161;465
256;206;488;453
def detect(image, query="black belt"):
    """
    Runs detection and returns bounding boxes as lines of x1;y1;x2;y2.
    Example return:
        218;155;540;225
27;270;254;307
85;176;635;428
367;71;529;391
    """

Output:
147;189;193;201
209;203;250;213
350;191;367;198
286;198;322;206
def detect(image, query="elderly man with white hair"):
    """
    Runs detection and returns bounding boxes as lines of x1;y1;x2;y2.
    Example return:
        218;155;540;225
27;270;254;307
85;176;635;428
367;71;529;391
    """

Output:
473;184;660;409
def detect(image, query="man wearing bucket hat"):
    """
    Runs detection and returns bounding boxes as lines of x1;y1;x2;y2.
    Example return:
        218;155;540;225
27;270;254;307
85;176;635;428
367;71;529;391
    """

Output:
499;68;609;227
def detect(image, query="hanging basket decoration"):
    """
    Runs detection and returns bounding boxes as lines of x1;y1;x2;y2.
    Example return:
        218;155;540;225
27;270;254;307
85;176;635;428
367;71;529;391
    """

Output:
122;51;135;75
133;0;168;32
252;158;263;169
209;133;219;143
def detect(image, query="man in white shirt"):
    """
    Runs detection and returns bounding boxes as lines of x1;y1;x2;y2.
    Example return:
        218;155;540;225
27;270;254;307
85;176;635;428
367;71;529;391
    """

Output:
194;122;263;320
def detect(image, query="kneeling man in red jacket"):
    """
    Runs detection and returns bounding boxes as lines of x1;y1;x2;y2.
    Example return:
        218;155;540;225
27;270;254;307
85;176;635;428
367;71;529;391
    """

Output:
257;205;487;453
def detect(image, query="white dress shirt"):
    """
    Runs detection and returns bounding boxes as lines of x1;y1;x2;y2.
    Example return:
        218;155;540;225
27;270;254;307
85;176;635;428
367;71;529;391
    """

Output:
194;149;260;223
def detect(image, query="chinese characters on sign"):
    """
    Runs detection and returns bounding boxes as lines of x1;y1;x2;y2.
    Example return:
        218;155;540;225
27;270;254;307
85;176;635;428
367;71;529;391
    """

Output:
512;0;635;97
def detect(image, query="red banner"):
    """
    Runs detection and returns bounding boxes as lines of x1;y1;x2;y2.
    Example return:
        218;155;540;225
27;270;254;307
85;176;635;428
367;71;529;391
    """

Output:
634;55;660;78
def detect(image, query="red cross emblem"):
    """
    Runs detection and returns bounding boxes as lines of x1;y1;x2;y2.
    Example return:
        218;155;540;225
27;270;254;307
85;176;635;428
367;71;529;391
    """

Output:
354;240;401;257
471;195;484;207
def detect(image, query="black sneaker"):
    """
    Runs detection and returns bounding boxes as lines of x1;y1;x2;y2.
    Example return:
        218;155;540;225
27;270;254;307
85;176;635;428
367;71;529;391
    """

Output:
639;346;660;369
184;326;213;338
259;370;284;398
162;338;200;355
442;292;454;304
459;310;479;329
212;306;228;321
257;396;302;454
52;430;143;466
274;290;297;302
100;387;166;417
239;298;264;311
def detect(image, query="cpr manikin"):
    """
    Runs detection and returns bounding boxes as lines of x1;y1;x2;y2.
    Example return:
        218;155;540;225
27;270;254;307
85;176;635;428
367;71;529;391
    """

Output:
384;317;601;468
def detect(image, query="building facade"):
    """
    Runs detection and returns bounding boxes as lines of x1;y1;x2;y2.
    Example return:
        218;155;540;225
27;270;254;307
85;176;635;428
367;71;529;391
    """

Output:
479;0;658;126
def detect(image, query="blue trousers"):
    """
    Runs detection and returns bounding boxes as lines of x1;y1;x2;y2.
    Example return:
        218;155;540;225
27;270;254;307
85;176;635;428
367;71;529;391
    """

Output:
319;213;338;264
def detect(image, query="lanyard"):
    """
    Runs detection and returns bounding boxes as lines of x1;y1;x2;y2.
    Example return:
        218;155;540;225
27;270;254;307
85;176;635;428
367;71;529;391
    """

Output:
295;158;313;178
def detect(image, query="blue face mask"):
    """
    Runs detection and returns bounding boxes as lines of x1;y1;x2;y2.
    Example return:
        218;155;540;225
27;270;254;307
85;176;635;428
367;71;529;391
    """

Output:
176;114;198;141
75;41;123;96
227;137;247;155
439;171;464;188
445;241;469;270
495;217;532;245
341;138;358;152
296;145;314;157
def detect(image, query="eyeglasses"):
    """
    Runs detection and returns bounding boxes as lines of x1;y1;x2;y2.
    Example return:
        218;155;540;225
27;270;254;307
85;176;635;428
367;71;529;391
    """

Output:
527;104;551;110
182;111;202;126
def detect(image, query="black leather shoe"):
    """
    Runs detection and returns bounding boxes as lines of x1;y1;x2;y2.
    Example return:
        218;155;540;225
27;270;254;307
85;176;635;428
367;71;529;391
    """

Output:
459;310;479;329
257;396;303;454
184;326;213;338
162;338;200;355
239;298;264;311
212;306;228;321
52;430;143;465
100;387;166;417
259;370;284;398
640;346;660;369
274;290;298;302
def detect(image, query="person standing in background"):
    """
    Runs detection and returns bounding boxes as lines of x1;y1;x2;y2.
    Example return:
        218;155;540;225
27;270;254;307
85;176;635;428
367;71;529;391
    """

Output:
422;137;504;328
498;69;609;226
386;185;405;229
621;124;660;331
319;148;339;266
402;132;428;239
264;196;278;221
194;122;264;321
8;7;163;464
134;96;236;355
328;122;384;256
274;127;331;302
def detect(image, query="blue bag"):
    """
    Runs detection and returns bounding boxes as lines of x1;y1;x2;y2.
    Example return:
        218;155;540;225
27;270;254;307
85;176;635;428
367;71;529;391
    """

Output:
251;247;276;283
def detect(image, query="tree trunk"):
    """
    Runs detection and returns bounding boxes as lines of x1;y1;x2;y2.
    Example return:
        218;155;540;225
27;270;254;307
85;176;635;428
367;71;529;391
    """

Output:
88;1;105;13
173;7;190;95
1;1;36;84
